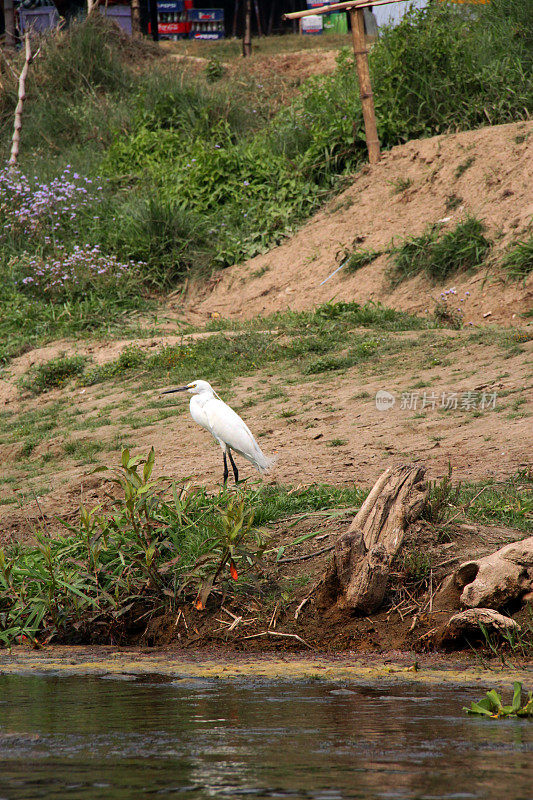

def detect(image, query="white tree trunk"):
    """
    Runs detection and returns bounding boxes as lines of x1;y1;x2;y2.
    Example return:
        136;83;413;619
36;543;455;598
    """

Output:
9;33;32;170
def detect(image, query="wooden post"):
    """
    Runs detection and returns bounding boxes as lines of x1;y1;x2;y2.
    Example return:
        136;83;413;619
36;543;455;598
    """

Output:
242;0;251;57
131;0;141;38
3;0;16;50
349;6;380;164
9;33;32;169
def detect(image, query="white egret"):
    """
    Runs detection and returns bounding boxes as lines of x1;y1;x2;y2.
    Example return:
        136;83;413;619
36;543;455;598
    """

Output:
162;379;274;484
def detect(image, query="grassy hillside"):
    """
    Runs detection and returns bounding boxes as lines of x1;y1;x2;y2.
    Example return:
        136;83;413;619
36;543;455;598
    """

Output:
0;1;531;369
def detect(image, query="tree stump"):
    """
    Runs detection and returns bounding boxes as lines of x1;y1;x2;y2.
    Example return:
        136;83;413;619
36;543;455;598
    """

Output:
321;465;427;614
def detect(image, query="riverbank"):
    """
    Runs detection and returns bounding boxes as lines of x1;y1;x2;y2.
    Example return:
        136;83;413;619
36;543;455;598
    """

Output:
1;646;531;687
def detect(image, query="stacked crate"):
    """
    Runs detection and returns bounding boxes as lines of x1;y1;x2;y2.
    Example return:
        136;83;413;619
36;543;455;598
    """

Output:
156;0;193;40
188;9;225;40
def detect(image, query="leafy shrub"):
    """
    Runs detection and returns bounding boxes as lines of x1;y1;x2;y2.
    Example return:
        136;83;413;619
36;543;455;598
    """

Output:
390;217;492;283
205;56;226;82
0;448;265;645
105;196;216;286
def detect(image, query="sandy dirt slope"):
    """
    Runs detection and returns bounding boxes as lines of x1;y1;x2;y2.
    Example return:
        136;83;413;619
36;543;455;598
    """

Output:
182;121;533;326
1;328;530;544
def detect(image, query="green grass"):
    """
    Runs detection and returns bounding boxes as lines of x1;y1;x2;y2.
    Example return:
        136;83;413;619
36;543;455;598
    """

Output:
458;474;533;532
390;217;492;284
454;156;476;179
389;177;412;194
500;237;533;280
23;355;87;394
344;248;382;273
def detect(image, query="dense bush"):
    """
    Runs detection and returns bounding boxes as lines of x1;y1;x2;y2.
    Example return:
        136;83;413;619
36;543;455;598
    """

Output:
0;0;530;358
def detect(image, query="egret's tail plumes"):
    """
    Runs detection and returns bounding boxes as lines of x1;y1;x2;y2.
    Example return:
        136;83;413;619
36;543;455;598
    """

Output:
252;448;276;474
241;441;276;474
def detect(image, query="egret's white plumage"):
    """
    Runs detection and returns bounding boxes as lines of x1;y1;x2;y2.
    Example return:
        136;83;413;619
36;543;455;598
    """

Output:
163;379;273;482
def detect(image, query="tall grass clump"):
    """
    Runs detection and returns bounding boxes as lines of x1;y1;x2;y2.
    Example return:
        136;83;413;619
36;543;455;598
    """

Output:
390;217;492;284
500;237;533;280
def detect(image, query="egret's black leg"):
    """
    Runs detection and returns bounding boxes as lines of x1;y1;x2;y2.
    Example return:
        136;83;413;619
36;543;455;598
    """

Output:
228;449;239;484
223;452;229;484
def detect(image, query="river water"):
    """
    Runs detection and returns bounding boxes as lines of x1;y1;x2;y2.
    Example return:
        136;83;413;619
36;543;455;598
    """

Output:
0;674;532;800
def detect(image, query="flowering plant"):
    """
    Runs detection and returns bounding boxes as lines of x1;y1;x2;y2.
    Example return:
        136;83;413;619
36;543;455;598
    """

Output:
0;166;102;239
16;244;142;301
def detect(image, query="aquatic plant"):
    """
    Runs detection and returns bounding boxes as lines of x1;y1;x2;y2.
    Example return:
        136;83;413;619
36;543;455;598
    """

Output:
465;682;533;718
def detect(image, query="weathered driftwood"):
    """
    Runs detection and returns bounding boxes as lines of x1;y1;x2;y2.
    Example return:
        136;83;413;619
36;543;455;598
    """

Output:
435;536;533;612
322;464;427;614
436;608;520;648
9;33;32;169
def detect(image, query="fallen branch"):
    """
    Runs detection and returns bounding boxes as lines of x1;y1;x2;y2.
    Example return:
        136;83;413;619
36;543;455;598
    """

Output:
294;597;309;620
278;545;335;564
241;630;311;648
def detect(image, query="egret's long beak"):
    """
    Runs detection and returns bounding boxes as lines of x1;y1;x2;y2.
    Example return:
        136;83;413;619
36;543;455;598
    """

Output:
161;386;189;394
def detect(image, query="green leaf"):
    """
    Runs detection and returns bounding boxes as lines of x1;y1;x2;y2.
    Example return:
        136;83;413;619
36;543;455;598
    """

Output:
465;702;494;717
143;447;155;483
511;682;523;712
485;690;504;712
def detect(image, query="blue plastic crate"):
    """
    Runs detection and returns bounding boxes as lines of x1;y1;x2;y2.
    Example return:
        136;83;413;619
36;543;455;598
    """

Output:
189;31;225;38
157;0;185;12
188;8;224;21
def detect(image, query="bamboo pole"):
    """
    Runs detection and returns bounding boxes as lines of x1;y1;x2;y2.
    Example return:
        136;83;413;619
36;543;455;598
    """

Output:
3;0;16;50
350;6;380;163
9;32;32;169
242;0;251;57
283;0;402;21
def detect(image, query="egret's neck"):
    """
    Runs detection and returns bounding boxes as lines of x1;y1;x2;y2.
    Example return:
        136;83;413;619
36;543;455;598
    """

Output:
191;389;215;407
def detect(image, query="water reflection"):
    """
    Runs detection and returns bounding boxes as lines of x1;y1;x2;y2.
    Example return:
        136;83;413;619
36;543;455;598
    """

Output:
0;675;531;799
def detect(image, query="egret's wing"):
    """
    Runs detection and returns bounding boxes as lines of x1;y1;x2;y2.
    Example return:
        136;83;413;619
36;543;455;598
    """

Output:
204;399;257;455
190;396;211;432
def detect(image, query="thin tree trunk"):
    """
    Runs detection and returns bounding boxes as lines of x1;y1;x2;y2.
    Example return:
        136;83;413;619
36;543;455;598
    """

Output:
242;0;251;57
131;0;141;37
232;0;240;38
9;32;32;170
3;0;16;50
253;0;262;36
267;0;276;36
